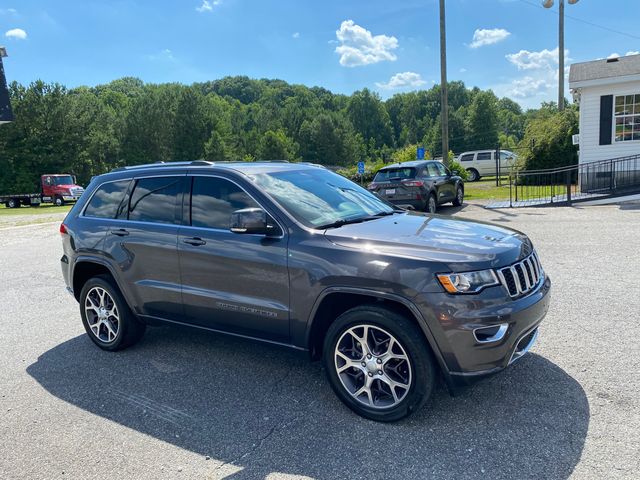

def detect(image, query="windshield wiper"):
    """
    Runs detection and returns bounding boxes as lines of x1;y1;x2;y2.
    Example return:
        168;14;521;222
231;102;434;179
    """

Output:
315;216;381;230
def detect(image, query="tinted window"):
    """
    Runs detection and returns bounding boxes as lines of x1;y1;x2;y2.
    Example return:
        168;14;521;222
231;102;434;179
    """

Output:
460;154;474;162
434;162;447;176
128;177;181;224
373;167;416;182
191;176;258;230
84;180;130;219
477;152;492;161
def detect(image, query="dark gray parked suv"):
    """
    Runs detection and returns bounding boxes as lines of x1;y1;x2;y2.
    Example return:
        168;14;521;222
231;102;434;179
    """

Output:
60;161;551;422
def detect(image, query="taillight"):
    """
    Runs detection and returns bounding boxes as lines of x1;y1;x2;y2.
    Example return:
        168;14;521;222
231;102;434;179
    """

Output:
402;180;424;187
59;223;68;236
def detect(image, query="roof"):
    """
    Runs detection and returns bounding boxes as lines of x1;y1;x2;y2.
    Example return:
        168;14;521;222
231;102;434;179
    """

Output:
569;55;640;86
105;160;325;178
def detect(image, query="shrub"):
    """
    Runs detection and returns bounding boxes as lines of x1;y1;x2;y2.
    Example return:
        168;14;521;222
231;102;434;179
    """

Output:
447;159;469;181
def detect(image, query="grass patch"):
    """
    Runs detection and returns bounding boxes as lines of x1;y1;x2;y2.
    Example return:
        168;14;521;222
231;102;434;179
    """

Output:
0;204;72;216
464;180;513;200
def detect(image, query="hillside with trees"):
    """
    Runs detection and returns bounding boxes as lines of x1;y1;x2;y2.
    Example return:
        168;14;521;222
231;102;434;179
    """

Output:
0;76;576;193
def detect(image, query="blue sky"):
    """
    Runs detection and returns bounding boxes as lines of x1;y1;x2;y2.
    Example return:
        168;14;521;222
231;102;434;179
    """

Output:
1;0;639;109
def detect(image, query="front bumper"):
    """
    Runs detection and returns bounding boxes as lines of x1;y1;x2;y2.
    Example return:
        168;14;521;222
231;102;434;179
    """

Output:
62;195;82;202
415;275;551;388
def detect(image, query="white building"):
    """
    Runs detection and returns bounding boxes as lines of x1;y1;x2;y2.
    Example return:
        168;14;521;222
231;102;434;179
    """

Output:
569;55;640;165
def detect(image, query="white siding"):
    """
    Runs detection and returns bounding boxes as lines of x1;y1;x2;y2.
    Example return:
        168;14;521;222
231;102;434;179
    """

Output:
578;80;640;164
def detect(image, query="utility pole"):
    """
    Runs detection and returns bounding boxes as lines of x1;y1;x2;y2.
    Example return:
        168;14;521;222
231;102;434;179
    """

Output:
558;0;564;110
439;0;449;164
543;0;579;111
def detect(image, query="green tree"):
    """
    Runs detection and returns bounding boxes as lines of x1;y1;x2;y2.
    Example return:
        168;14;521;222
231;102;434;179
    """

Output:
465;91;499;150
346;88;393;148
257;130;298;161
517;108;578;170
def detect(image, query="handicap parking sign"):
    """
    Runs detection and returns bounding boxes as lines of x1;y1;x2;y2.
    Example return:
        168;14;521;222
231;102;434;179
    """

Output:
357;161;365;175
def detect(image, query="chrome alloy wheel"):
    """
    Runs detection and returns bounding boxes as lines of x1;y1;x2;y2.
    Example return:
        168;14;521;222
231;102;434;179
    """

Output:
428;196;437;214
456;187;463;204
84;286;120;343
334;325;412;409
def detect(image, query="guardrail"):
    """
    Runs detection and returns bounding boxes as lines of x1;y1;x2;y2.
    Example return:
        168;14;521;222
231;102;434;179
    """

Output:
507;154;640;207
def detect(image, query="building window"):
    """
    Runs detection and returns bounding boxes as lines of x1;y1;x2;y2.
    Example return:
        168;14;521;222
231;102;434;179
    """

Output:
614;94;640;142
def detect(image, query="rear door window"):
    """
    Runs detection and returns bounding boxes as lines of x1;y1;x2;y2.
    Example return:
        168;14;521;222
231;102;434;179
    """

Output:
84;180;131;219
128;177;182;224
373;168;416;182
190;176;259;230
425;163;440;177
477;152;493;161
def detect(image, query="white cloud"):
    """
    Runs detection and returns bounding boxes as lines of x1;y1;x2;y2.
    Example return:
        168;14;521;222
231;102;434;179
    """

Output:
196;0;221;13
507;76;552;99
5;28;26;40
148;49;175;62
469;28;510;49
608;51;640;59
506;47;568;71
335;20;398;67
460;67;467;73
292;32;300;39
376;72;427;90
0;8;18;15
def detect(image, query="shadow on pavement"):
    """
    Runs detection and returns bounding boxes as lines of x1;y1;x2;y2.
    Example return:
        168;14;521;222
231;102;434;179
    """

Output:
28;326;589;479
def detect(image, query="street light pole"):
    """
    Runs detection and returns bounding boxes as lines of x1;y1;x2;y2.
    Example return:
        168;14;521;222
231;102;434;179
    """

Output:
439;0;449;164
558;0;565;110
543;0;579;111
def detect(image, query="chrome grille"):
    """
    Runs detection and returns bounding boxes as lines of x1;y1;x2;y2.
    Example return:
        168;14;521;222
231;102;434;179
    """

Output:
497;252;543;297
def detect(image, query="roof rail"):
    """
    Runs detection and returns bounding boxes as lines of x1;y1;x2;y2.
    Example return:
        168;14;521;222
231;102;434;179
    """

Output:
111;160;215;172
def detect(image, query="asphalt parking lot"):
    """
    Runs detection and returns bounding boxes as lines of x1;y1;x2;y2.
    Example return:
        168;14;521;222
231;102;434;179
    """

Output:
1;203;639;480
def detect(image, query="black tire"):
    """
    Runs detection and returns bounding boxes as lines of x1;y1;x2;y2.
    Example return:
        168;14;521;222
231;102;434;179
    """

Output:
323;305;436;422
467;169;479;182
79;275;146;351
426;193;437;214
7;198;20;208
452;185;464;206
53;196;65;207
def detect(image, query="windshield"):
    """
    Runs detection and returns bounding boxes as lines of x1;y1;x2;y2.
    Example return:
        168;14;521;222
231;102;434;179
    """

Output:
373;167;416;182
250;168;395;228
51;175;74;185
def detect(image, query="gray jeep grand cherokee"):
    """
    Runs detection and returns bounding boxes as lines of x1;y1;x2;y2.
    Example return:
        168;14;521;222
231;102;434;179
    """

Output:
60;161;551;422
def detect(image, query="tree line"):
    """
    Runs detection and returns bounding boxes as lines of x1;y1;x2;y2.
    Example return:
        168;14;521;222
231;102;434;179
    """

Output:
0;76;577;193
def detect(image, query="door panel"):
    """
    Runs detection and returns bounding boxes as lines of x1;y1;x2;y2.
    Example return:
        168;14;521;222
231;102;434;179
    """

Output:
178;176;290;342
101;175;186;320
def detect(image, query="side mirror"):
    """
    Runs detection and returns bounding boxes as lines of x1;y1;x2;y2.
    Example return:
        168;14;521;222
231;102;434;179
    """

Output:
230;208;275;235
73;175;77;184
452;170;459;176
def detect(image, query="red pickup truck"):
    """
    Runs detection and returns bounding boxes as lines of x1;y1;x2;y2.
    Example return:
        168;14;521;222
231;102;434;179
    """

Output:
1;174;85;208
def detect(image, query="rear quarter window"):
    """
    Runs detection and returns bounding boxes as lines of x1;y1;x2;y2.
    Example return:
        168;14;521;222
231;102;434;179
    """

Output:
459;154;474;162
374;167;416;182
83;180;131;219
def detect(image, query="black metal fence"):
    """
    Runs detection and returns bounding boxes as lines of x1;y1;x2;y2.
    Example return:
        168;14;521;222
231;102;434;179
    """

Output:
508;154;640;207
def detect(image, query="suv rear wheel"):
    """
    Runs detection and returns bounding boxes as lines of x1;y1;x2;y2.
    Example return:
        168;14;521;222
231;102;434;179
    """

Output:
79;275;146;351
323;305;436;422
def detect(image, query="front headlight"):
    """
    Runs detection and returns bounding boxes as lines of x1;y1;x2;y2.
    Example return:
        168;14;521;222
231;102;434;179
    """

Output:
437;269;499;294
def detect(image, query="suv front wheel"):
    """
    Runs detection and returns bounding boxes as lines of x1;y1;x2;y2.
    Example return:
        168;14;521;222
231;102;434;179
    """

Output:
323;305;436;422
79;275;146;351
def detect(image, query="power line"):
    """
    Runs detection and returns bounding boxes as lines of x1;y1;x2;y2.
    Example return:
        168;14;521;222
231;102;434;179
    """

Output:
517;0;640;41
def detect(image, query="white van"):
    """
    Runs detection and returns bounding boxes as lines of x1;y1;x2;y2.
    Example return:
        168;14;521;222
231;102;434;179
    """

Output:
457;150;517;181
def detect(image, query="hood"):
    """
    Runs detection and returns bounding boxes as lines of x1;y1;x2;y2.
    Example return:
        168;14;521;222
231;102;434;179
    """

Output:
324;212;532;270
